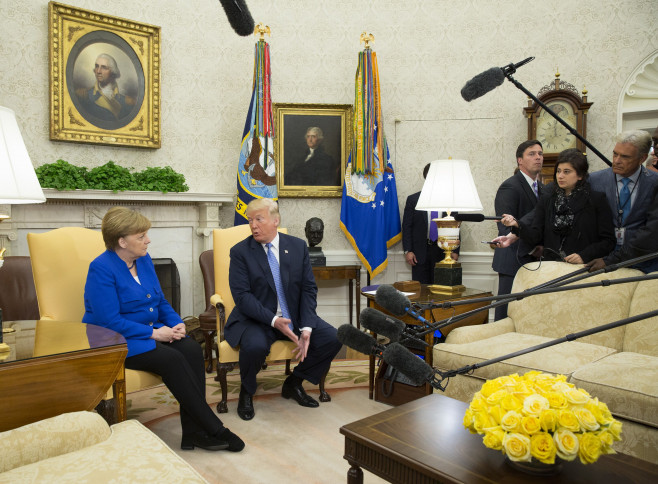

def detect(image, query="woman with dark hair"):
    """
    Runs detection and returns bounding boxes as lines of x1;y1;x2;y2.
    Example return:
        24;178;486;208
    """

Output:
496;149;616;264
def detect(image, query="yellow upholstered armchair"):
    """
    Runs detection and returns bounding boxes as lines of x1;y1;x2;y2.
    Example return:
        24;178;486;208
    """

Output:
211;225;329;413
27;227;162;422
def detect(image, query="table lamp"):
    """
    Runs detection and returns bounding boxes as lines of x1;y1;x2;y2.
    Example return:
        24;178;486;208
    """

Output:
416;159;482;294
0;106;46;352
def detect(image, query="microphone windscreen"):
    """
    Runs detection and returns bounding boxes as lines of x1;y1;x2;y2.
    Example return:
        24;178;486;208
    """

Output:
219;0;255;36
460;67;505;102
337;324;378;355
360;308;405;342
375;284;410;316
382;342;434;386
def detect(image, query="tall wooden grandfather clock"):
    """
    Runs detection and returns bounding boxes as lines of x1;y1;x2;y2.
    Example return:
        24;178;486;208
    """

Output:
524;72;593;184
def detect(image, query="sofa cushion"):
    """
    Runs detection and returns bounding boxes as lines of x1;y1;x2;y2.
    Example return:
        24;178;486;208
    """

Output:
624;275;658;357
508;261;642;351
0;411;110;473
0;418;207;483
433;332;617;381
570;352;658;428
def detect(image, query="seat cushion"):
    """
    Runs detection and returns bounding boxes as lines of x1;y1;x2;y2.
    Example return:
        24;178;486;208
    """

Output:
624;274;658;357
433;332;617;381
570;352;658;428
218;339;296;363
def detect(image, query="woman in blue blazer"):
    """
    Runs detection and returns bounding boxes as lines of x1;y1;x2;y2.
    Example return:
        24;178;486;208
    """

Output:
83;207;243;452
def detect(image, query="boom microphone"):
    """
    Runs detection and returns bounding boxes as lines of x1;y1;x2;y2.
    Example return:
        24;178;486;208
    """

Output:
453;214;501;222
375;285;440;336
360;308;405;342
460;57;535;102
219;0;255;36
382;343;441;388
336;324;386;357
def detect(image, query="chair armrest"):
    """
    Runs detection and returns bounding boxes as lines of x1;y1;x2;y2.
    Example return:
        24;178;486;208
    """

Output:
210;293;227;341
210;294;224;308
444;318;516;345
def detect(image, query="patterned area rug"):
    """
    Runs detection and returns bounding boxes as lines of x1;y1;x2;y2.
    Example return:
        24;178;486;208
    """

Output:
127;359;370;424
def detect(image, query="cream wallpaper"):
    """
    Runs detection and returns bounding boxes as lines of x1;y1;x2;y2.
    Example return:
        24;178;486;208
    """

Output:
1;0;657;255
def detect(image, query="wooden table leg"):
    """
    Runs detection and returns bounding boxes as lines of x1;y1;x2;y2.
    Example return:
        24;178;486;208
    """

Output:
368;354;375;399
355;270;360;329
349;278;354;326
113;364;127;422
347;463;364;484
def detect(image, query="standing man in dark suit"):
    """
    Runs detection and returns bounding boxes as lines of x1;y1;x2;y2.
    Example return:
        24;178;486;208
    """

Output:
225;198;342;421
492;140;544;320
402;163;459;284
589;130;658;273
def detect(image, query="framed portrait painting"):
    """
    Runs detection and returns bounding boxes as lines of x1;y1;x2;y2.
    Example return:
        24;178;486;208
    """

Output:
49;2;160;148
274;103;352;197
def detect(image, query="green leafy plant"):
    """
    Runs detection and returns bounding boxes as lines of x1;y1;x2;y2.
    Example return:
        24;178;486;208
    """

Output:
35;159;89;190
87;161;138;192
135;166;189;193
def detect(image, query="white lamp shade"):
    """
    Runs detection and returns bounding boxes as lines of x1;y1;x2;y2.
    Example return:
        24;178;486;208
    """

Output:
0;106;46;204
416;159;482;212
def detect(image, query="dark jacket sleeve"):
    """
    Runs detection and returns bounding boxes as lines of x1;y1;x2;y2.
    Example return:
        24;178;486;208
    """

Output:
516;193;548;248
494;179;520;237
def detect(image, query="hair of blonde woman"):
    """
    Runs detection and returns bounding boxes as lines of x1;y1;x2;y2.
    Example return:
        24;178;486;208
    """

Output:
245;198;280;222
101;206;151;250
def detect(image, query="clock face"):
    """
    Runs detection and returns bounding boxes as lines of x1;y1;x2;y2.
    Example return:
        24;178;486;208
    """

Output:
536;100;578;153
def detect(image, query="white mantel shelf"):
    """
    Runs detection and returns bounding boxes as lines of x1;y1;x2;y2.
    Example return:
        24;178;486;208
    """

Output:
42;188;234;204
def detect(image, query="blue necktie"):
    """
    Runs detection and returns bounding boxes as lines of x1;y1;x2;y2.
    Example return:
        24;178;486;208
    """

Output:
619;178;631;224
429;211;439;242
266;243;293;330
532;181;539;198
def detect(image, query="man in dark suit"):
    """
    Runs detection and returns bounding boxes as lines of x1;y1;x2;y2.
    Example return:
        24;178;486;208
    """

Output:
589;130;658;273
492;140;544;320
402;163;459;284
225;198;342;421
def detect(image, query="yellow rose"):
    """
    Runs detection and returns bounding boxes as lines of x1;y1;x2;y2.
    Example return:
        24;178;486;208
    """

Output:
486;389;508;406
608;420;623;441
545;391;568;409
482;427;505;451
500;410;522;433
480;379;503;398
469;395;488;413
502;432;531;462
552;381;573;393
530;432;557;464
523;394;550;417
473;410;494;433
557;410;581;432
578;432;602;464
573;408;600;432
488;405;504;425
588;399;614;426
521;416;541;435
539;409;558;433
563;387;590;405
501;394;523;413
554;428;579;461
597;430;615;453
463;408;475;431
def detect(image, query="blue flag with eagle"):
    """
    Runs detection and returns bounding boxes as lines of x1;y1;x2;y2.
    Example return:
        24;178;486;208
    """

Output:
340;48;401;278
234;40;276;225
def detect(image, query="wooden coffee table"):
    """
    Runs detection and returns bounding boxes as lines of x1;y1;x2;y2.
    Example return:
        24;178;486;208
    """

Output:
340;393;658;483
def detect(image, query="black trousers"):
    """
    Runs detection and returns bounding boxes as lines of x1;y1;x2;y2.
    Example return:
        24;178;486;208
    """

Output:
237;319;342;395
411;242;443;285
494;273;515;321
125;338;224;437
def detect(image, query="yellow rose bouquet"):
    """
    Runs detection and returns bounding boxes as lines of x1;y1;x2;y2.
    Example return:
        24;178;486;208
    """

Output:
463;371;622;465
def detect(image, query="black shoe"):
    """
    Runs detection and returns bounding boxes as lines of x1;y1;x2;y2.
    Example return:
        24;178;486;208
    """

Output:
281;379;319;408
237;386;255;421
181;432;229;451
216;428;245;452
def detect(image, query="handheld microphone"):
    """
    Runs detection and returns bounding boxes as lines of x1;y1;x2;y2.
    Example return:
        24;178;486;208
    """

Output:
336;324;386;357
453;213;502;222
374;285;441;337
360;308;405;342
382;343;446;390
218;0;255;36
461;57;535;102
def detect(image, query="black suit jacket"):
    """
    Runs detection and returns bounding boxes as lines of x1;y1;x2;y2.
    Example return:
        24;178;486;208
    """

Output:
492;171;542;276
224;233;321;348
402;191;458;264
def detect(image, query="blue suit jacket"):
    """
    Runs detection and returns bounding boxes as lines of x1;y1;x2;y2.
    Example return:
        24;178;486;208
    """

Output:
83;251;182;357
225;233;321;348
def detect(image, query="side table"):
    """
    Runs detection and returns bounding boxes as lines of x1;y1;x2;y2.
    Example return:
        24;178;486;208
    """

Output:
312;265;361;328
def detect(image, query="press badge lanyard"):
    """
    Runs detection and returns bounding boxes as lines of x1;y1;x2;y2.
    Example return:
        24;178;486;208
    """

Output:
614;172;640;245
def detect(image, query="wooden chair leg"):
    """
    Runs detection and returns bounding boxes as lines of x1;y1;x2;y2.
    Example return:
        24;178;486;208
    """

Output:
95;398;117;425
319;368;331;402
285;359;292;375
215;362;232;414
203;330;216;373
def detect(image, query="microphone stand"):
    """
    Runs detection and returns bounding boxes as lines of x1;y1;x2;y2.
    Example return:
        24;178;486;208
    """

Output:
429;308;658;391
412;251;658;337
504;70;612;167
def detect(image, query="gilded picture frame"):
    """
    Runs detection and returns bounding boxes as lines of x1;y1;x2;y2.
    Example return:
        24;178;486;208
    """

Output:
49;2;160;148
274;103;352;197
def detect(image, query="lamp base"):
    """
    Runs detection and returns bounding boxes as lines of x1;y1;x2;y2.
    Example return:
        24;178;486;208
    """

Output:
431;261;465;294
